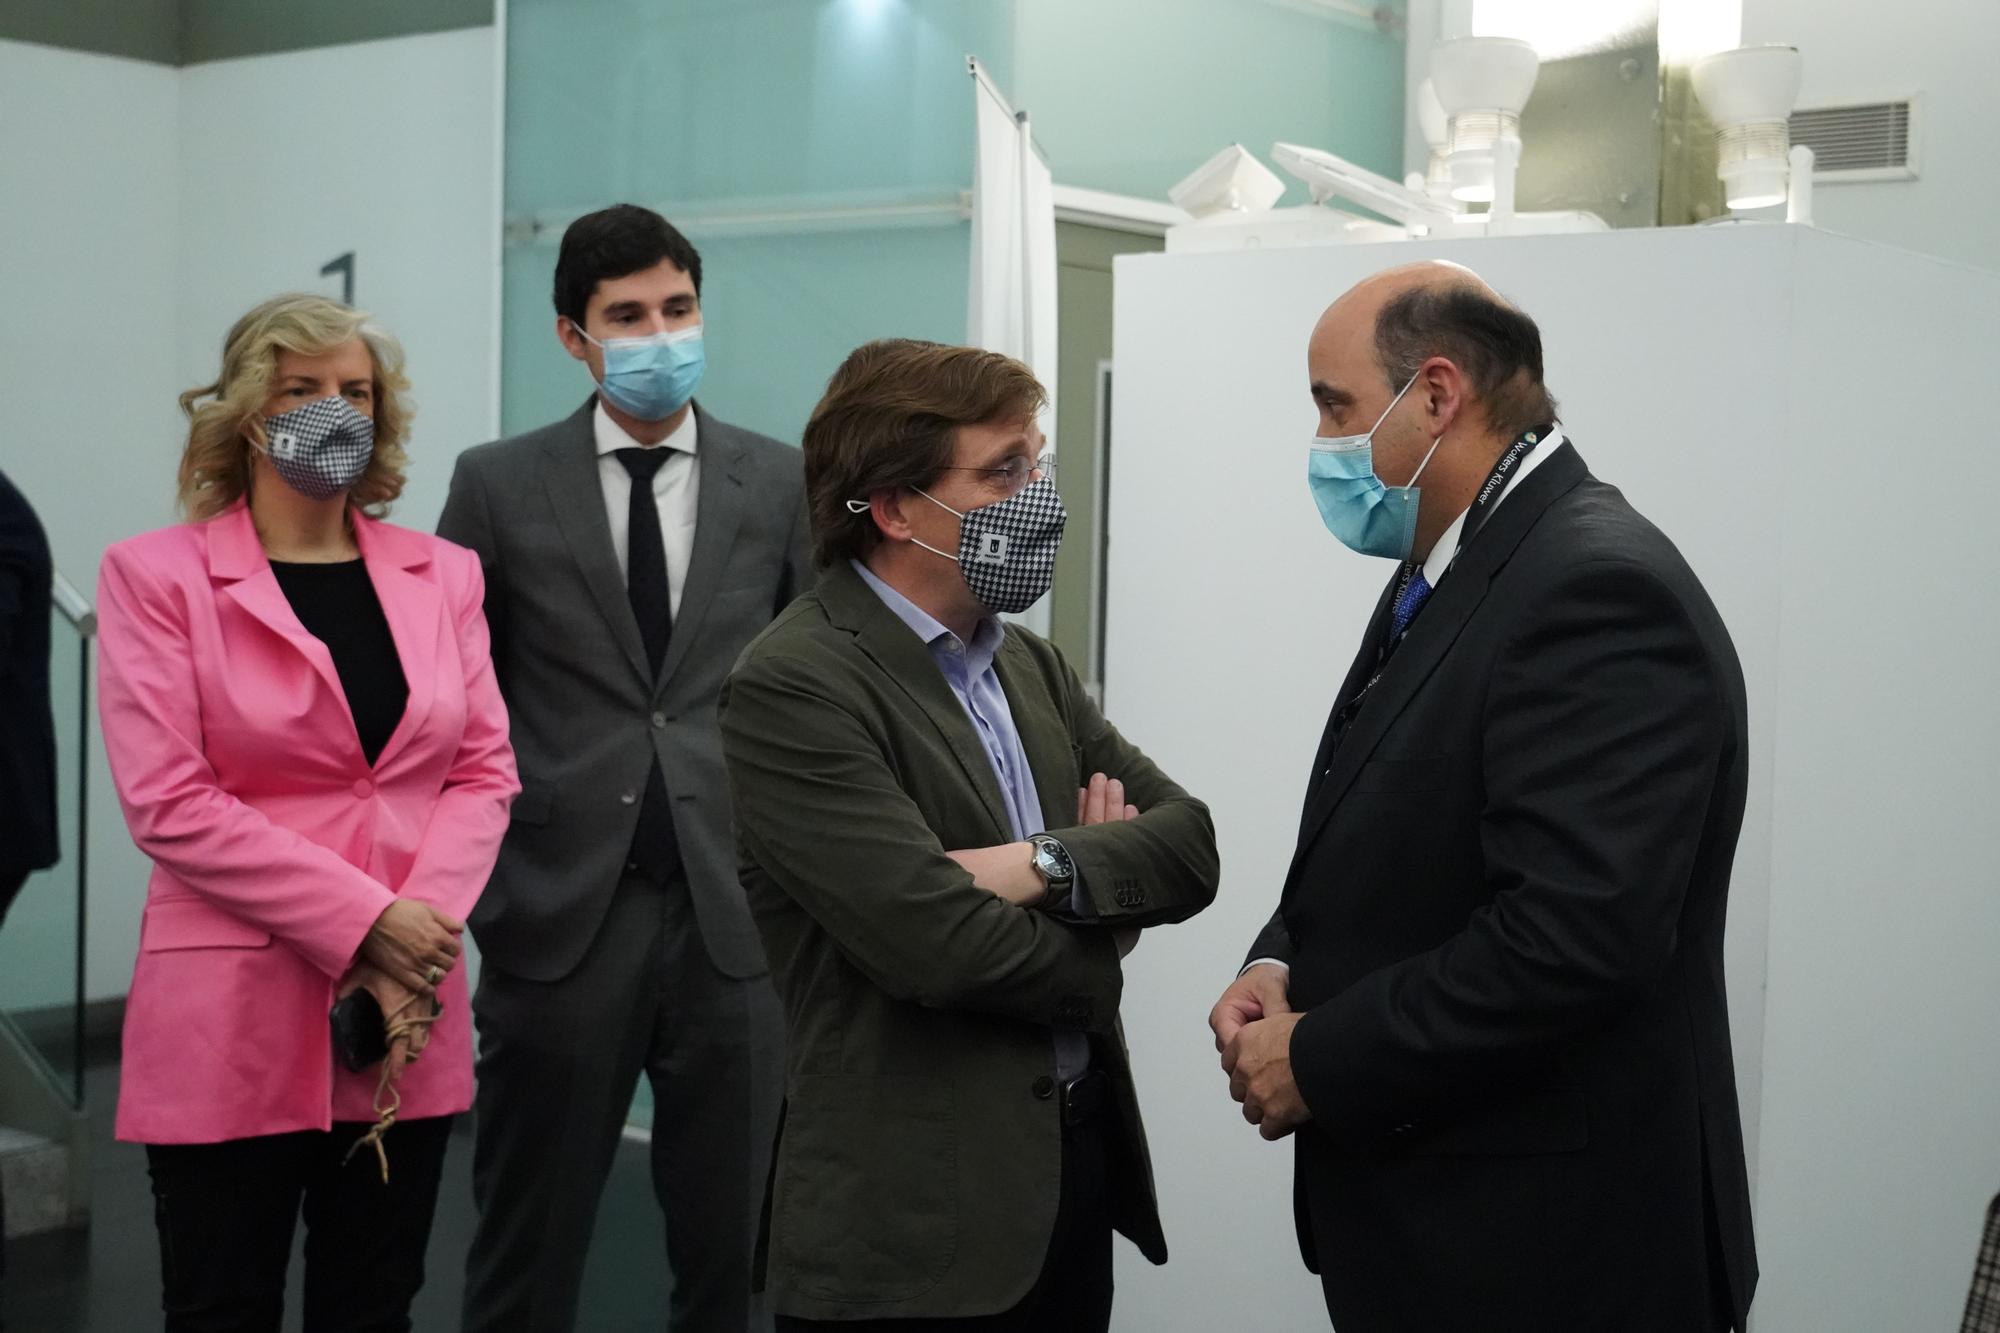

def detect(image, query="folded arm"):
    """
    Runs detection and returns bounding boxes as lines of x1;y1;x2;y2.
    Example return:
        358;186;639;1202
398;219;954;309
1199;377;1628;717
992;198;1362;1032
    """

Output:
720;650;1123;1033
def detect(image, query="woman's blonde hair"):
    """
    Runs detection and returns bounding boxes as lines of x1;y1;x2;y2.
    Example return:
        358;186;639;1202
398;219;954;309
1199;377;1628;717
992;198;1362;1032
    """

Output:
177;293;413;521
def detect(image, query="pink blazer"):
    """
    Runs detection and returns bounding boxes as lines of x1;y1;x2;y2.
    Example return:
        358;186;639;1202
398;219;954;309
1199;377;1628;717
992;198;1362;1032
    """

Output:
97;502;518;1144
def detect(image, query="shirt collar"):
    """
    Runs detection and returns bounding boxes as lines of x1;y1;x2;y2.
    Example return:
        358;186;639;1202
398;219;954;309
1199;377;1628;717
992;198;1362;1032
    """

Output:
850;559;1005;671
1420;428;1562;588
593;399;698;459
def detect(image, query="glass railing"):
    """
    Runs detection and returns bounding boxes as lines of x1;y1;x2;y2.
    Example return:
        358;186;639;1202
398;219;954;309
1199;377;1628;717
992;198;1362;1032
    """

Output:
0;570;93;1110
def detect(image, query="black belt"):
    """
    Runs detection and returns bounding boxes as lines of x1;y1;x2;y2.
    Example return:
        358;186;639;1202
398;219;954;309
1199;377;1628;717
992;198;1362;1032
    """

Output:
1060;1069;1112;1129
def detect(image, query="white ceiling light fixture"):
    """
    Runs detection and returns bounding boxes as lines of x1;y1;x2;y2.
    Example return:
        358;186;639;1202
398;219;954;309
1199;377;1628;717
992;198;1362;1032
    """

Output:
1472;0;1655;61
1692;44;1804;210
1430;35;1539;204
1168;144;1287;220
1415;79;1454;203
1658;0;1743;64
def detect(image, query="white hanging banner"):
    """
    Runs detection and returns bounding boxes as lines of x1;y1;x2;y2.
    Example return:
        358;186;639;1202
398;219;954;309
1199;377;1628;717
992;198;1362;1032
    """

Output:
967;55;1058;635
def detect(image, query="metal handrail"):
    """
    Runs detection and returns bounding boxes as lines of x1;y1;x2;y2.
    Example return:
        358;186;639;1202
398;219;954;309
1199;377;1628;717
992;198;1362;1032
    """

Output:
52;570;94;637
50;569;93;1108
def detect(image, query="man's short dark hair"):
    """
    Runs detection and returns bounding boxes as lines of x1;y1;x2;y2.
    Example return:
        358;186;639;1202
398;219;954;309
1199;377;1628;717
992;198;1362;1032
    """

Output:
1373;283;1559;438
802;340;1046;569
552;204;703;326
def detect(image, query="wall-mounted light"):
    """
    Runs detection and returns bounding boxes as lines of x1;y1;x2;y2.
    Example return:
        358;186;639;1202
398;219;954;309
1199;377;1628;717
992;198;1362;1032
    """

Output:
1659;0;1744;64
1430;36;1539;205
1472;0;1655;60
1692;44;1804;210
1416;79;1454;203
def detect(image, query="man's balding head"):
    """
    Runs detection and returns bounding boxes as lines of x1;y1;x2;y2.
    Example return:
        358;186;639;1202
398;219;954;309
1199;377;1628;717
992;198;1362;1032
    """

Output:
1311;260;1554;444
1305;261;1559;559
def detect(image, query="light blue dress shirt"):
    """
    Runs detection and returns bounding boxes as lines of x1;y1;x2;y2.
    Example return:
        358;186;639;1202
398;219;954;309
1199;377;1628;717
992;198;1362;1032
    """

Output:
852;561;1092;1080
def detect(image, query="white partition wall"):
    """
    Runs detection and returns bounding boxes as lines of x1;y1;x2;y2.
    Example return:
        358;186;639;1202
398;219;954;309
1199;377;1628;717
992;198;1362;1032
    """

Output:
1103;225;2000;1331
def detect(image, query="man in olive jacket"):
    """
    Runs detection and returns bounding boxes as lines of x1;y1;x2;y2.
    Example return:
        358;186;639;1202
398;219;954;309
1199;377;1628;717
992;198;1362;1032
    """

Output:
720;339;1219;1331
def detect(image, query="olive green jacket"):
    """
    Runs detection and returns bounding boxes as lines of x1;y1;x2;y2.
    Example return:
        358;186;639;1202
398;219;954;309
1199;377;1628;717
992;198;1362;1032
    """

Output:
719;560;1219;1320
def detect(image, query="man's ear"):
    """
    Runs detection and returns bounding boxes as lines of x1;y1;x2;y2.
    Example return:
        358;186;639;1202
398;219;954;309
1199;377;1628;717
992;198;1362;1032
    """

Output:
868;489;915;543
556;315;591;364
1417;355;1469;438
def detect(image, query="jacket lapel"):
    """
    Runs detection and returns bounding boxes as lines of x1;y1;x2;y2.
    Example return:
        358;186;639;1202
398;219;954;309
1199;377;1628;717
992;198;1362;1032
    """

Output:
993;635;1080;832
1300;570;1400;820
208;504;349;708
1283;444;1590;896
351;514;440;771
821;563;1014;842
541;397;651;686
658;404;744;696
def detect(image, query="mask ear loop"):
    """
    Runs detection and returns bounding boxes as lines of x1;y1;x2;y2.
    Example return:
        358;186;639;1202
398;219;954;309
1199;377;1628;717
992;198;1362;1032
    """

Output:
1399;430;1447;492
844;495;961;564
1375;373;1444;492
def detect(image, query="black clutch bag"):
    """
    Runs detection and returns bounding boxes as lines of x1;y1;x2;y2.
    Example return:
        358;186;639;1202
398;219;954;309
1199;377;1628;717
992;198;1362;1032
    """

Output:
329;989;390;1072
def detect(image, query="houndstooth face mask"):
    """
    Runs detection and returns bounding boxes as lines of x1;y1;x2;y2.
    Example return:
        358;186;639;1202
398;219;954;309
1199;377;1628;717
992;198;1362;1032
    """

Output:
257;395;376;501
911;477;1067;614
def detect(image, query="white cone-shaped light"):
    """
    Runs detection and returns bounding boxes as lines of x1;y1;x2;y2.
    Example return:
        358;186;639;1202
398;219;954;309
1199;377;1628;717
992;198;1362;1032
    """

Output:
1692;44;1804;210
1416;79;1454;202
1431;37;1540;203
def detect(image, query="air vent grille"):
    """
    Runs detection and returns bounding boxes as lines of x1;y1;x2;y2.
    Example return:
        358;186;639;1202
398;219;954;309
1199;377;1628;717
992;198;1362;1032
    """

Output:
1789;100;1916;180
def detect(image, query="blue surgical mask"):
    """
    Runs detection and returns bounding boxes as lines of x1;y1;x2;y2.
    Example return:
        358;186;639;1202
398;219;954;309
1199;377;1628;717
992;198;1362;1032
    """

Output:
577;323;705;421
1307;375;1444;561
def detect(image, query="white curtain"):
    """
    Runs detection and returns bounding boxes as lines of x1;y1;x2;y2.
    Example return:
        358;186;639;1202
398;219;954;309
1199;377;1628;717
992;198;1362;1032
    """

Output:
967;55;1058;635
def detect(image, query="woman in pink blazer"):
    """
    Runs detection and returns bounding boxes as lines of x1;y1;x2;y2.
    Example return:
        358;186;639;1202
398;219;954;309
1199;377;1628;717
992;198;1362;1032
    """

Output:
96;293;518;1332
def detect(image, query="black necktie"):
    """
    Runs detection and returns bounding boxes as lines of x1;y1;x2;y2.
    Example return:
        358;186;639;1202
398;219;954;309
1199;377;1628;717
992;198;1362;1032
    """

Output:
616;447;674;677
614;447;680;883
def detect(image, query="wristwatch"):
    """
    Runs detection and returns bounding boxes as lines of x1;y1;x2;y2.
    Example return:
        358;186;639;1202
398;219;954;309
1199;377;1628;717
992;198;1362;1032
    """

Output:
1028;834;1075;911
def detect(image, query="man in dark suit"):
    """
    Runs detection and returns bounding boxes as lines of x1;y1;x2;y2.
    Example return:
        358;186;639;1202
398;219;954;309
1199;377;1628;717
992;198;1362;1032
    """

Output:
1209;262;1758;1332
0;469;57;923
0;468;58;1303
440;205;810;1332
720;339;1218;1329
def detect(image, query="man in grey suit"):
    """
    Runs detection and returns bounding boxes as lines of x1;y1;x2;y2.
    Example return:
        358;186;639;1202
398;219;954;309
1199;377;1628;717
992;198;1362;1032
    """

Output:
439;204;809;1332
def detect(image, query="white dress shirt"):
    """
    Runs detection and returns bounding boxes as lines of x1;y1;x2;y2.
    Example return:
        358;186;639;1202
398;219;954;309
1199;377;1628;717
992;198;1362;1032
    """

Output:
1419;428;1561;592
595;401;700;617
1246;429;1564;979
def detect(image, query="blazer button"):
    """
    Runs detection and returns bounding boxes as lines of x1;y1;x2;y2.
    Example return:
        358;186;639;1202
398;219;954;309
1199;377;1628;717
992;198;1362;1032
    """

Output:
651;712;667;729
1031;1075;1056;1100
351;778;374;798
619;790;638;805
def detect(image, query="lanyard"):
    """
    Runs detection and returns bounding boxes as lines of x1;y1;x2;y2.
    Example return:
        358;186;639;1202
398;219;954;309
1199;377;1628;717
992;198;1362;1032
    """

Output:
1335;425;1556;739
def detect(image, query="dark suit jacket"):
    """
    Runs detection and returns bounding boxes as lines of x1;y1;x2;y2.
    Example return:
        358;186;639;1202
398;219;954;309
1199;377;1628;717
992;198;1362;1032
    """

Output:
438;399;810;981
1250;442;1758;1333
0;469;57;911
720;561;1219;1320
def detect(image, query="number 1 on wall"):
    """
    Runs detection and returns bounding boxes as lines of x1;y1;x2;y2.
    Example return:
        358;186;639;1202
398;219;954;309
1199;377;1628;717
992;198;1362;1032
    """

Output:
321;251;355;305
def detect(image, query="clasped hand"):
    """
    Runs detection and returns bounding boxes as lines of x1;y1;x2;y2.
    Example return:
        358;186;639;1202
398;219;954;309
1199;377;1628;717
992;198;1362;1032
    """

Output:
362;898;463;996
1209;962;1311;1140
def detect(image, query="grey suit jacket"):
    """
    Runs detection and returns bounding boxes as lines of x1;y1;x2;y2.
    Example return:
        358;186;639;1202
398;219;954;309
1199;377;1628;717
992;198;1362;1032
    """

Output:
439;398;810;981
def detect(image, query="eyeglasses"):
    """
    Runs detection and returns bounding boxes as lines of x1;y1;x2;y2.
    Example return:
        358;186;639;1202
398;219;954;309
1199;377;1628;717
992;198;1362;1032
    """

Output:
938;451;1057;494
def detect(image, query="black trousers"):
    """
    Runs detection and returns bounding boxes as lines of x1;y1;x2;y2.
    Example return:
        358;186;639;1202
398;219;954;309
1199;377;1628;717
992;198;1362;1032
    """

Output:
776;1114;1116;1333
145;1115;453;1333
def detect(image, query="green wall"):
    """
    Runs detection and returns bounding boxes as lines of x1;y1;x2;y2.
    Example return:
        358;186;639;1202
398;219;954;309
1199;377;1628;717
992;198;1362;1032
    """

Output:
501;0;1018;443
500;0;1407;446
1015;0;1407;203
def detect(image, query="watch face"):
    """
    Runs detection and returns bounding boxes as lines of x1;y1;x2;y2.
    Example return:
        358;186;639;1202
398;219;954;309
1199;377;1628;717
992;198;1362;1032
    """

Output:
1036;839;1073;881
